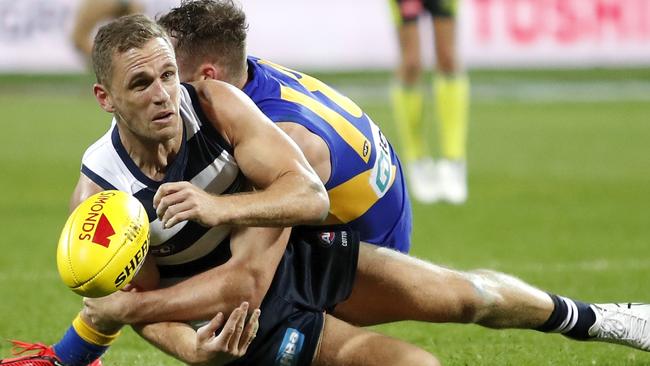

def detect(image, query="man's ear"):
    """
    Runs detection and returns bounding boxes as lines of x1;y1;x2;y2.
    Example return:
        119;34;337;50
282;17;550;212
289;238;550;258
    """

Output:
197;63;219;81
93;83;114;113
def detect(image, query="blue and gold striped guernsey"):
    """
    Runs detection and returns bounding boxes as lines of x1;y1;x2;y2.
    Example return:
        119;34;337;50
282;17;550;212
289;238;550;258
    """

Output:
243;57;412;252
80;83;245;279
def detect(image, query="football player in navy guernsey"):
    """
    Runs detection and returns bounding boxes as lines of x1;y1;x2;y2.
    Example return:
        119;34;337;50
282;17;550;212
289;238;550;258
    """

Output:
1;12;332;366
5;7;650;366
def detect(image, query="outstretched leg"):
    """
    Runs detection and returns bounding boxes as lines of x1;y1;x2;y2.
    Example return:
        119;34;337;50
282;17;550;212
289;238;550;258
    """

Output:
334;243;553;328
333;243;650;352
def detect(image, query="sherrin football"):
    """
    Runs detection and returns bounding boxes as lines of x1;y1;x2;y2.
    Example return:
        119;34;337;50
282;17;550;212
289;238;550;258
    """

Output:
57;190;150;298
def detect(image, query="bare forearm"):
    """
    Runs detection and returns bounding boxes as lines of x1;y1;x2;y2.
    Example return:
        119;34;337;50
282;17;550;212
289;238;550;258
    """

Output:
135;322;200;365
154;175;328;229
215;173;328;227
124;266;261;324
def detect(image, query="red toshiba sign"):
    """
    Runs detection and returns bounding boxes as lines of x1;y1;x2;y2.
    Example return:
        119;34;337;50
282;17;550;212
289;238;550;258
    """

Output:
460;0;650;67
472;0;650;44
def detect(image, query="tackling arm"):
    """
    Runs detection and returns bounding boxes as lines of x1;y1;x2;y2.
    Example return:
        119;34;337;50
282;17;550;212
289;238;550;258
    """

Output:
276;121;332;185
153;80;329;229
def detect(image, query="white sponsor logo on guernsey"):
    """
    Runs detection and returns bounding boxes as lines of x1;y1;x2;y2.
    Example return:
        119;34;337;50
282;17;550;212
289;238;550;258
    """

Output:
319;232;335;246
275;328;304;366
341;231;348;247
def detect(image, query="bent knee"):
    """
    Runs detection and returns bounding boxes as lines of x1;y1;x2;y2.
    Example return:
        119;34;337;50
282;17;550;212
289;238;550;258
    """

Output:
387;345;440;366
462;269;506;320
403;349;441;366
444;294;484;324
433;270;506;324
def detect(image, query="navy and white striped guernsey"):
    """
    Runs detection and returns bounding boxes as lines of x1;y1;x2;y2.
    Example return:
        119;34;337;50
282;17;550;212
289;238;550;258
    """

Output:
80;83;245;279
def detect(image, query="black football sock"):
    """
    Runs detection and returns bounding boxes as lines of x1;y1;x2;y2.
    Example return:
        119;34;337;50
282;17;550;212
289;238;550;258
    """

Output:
536;293;597;340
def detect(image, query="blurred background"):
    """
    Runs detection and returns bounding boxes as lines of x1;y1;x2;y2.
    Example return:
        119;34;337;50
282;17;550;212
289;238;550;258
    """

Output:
3;0;650;71
1;0;649;365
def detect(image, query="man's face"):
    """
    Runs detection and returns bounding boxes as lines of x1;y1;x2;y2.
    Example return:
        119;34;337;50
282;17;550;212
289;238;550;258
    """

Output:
102;37;182;143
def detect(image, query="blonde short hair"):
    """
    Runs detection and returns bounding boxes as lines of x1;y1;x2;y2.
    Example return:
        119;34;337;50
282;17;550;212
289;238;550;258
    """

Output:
92;14;173;86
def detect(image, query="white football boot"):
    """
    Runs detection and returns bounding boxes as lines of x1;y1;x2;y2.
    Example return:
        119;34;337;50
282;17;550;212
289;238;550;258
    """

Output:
588;303;650;351
406;158;440;204
436;159;467;205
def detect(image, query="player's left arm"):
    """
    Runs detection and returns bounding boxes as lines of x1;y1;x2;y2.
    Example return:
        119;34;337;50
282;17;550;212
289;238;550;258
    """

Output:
153;80;329;229
83;226;289;326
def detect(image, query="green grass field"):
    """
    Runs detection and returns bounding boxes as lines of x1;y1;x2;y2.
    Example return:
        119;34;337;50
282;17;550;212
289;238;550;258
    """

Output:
1;69;649;365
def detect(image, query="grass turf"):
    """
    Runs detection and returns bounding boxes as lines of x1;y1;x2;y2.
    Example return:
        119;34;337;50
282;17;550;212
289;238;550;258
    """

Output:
0;69;649;365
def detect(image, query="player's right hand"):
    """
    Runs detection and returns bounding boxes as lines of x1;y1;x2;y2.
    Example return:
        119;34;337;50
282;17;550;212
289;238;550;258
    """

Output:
154;181;222;229
193;302;261;365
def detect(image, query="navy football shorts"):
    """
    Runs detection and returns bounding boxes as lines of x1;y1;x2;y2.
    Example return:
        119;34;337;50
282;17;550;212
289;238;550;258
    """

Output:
228;226;360;366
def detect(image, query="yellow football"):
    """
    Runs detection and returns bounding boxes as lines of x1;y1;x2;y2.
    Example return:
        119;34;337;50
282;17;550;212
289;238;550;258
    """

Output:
56;190;150;298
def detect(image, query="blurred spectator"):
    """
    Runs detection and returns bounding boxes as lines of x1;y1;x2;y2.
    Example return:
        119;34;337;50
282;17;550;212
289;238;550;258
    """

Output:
71;0;144;59
389;0;469;204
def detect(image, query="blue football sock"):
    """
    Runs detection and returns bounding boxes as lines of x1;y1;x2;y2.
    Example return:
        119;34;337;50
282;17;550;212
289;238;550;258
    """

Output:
52;314;120;366
53;326;108;366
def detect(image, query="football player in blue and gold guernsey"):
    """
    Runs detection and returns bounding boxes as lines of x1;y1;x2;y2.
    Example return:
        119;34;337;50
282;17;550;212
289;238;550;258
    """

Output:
158;1;413;253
